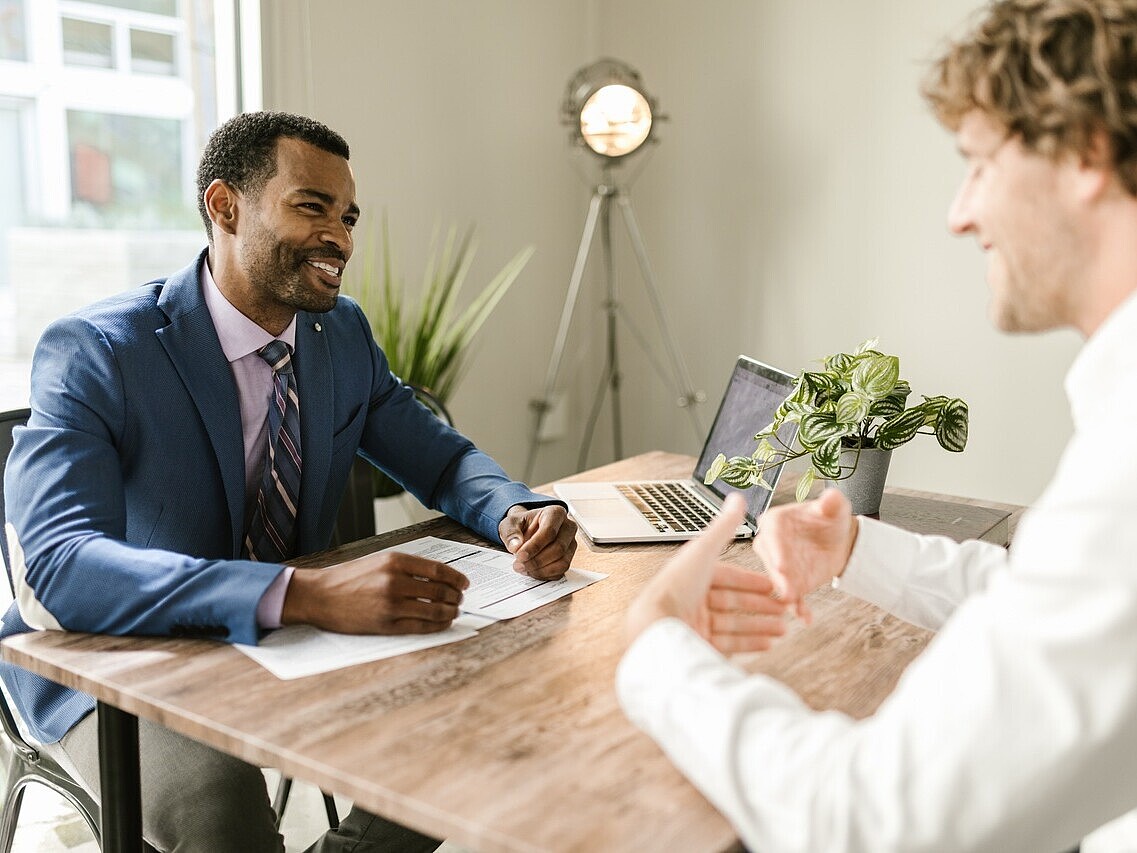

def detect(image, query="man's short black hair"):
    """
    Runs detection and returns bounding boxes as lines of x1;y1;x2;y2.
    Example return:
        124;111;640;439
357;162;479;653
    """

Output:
196;110;350;242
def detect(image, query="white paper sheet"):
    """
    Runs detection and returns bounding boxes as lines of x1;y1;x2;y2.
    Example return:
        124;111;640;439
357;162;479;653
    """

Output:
234;536;605;679
388;537;606;619
234;619;479;680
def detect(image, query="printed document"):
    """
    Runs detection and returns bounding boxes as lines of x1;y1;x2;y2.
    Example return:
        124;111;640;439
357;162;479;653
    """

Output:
235;536;604;679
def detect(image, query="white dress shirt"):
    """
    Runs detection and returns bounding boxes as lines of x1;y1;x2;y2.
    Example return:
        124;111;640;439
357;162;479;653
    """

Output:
617;290;1137;853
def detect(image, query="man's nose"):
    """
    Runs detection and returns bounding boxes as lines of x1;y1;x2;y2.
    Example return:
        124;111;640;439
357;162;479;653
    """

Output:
947;182;974;236
319;221;353;256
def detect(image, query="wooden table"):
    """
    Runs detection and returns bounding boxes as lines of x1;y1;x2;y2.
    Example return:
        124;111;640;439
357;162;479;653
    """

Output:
1;451;1017;853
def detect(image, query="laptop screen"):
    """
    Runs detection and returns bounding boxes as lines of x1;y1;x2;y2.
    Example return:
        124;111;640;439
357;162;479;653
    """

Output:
693;356;797;524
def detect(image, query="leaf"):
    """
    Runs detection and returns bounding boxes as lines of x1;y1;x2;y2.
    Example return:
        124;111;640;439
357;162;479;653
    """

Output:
823;352;856;375
798;410;850;449
935;398;969;452
795;468;816;502
854;337;879;355
812;435;843;479
834;391;871;426
868;395;904;418
342;215;533;403
753;438;775;461
851;353;900;398
704;453;728;484
722;465;758;489
875;407;927;450
801;371;843;400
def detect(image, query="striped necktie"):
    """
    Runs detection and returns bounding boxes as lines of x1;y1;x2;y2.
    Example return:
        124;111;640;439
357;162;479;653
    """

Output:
244;340;302;562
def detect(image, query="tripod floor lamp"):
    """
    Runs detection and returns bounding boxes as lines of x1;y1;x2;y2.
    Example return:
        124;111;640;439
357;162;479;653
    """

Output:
524;58;705;482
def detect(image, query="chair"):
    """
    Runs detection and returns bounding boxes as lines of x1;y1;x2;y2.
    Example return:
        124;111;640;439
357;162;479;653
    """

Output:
0;409;334;840
1;388;449;842
0;408;28;584
0;408;106;853
328;383;454;548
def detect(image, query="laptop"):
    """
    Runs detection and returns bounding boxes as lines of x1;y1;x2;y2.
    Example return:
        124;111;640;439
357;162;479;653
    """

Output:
554;356;797;543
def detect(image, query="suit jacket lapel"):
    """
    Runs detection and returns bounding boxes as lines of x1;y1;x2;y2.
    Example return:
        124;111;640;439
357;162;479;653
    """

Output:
292;314;333;555
154;251;248;555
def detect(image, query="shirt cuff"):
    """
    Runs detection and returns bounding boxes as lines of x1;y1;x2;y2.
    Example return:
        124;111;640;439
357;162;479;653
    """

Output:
838;516;921;612
255;566;294;630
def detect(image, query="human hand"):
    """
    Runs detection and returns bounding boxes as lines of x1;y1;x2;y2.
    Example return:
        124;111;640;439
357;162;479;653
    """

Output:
752;487;858;625
499;504;578;580
282;551;469;634
626;493;789;654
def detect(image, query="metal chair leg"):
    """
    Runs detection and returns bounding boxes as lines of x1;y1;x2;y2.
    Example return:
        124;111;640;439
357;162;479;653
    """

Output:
273;773;339;831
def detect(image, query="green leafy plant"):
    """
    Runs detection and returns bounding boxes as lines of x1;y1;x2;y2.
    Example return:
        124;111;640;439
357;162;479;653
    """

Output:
342;216;534;495
346;216;534;402
705;338;969;502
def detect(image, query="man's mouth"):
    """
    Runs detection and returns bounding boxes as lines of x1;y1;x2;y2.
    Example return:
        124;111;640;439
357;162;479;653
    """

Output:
305;258;344;284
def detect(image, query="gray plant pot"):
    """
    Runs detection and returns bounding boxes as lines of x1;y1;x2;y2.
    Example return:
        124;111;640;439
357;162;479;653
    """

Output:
825;447;893;516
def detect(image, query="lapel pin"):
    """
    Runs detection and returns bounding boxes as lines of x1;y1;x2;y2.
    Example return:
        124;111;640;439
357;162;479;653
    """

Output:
314;322;323;332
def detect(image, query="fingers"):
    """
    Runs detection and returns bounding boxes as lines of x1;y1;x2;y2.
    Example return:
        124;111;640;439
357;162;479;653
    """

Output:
664;492;747;575
388;552;469;592
506;506;563;560
698;492;748;553
506;506;580;580
705;563;790;650
499;504;533;554
705;585;785;615
815;487;851;520
292;552;471;634
711;631;781;655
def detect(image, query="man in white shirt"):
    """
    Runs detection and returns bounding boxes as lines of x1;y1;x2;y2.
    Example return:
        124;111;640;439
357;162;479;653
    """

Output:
617;1;1137;851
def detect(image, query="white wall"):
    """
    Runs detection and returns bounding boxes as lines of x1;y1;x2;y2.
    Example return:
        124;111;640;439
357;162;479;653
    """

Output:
261;0;1083;506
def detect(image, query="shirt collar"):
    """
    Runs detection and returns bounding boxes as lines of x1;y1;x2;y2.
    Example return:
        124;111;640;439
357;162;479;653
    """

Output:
201;258;297;362
1065;288;1137;428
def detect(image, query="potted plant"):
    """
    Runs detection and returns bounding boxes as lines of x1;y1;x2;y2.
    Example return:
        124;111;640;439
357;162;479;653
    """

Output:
343;216;534;497
705;338;969;514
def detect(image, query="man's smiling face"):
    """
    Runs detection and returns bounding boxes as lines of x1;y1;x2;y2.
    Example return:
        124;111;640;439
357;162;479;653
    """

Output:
947;109;1086;334
236;136;359;330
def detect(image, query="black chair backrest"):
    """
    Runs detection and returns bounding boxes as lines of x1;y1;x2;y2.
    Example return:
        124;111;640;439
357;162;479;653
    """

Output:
0;408;31;593
328;385;453;549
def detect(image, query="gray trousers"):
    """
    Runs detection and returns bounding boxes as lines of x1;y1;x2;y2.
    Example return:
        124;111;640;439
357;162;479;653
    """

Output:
48;710;440;853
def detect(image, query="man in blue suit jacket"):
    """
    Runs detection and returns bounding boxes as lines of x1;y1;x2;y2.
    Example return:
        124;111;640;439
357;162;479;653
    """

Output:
1;111;576;851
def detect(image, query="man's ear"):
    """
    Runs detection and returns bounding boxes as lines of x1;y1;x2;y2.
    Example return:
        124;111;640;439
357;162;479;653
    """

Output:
1076;127;1116;201
204;179;240;236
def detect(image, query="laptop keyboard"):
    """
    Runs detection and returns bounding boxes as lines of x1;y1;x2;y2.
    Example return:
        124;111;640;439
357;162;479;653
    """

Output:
617;482;716;533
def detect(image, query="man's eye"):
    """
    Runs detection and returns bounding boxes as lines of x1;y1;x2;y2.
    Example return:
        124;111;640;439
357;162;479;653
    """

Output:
343;217;357;230
300;202;323;212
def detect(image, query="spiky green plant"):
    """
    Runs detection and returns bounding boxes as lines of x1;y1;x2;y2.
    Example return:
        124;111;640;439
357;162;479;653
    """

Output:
705;338;969;502
344;216;534;403
342;216;534;496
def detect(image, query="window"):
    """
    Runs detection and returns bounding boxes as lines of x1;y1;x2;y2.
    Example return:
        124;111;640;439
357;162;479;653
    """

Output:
62;16;114;68
68;110;188;227
0;0;26;61
91;0;177;14
60;5;182;75
0;0;258;362
129;27;176;75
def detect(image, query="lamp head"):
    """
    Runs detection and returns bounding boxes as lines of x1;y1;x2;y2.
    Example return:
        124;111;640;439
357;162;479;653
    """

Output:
562;58;658;160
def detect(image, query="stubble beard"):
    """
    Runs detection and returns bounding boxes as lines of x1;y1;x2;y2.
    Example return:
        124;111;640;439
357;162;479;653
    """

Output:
245;232;340;317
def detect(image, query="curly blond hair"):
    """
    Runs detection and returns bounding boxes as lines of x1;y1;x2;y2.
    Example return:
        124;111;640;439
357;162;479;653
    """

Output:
923;0;1137;194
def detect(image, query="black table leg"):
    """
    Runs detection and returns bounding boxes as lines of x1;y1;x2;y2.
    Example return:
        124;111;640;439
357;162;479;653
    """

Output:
97;700;143;853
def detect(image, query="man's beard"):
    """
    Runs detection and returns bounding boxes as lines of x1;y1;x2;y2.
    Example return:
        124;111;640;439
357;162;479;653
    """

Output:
245;234;344;316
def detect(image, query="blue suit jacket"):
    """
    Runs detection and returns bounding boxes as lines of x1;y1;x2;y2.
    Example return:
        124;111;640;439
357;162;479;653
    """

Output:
1;250;553;743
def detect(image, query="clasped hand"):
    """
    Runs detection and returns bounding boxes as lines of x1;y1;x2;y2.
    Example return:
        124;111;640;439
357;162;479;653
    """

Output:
498;503;578;580
626;489;858;653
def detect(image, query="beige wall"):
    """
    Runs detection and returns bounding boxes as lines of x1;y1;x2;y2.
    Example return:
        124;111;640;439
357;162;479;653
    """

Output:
261;0;1083;506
